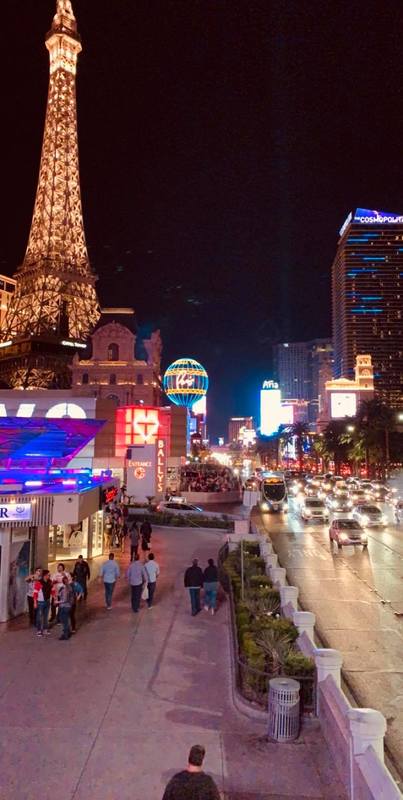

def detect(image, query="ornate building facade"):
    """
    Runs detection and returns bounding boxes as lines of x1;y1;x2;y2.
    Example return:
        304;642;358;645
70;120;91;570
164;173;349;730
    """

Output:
0;1;99;388
72;308;162;406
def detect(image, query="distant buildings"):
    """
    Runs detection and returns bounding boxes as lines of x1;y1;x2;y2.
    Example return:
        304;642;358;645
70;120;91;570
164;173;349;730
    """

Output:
318;354;375;427
273;338;333;420
332;208;403;407
228;416;254;443
72;308;162;406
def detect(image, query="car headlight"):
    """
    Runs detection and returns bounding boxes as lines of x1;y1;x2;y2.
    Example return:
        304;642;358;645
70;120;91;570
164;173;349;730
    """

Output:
381;515;388;524
362;515;370;525
261;502;269;511
360;535;368;543
339;533;349;541
347;501;352;507
283;504;288;511
305;509;311;517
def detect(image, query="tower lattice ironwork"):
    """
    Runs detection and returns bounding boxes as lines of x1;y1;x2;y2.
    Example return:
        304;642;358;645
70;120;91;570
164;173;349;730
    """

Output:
0;0;100;388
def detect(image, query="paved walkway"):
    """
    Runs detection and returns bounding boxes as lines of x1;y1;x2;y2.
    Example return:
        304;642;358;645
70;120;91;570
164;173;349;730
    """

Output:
0;527;346;800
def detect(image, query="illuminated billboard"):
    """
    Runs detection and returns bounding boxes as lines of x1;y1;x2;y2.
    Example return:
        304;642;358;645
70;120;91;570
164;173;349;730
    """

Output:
354;208;403;224
330;392;357;419
163;358;208;408
260;382;282;436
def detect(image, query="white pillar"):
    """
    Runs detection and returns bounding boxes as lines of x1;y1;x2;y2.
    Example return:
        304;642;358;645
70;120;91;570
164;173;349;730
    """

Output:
260;541;273;557
234;520;249;536
280;585;299;610
293;610;316;643
315;648;343;688
265;554;278;574
347;708;386;763
271;566;286;587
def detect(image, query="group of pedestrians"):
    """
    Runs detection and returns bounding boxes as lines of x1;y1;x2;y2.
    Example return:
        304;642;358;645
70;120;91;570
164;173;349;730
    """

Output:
99;550;160;612
25;555;91;639
129;519;152;559
184;558;219;616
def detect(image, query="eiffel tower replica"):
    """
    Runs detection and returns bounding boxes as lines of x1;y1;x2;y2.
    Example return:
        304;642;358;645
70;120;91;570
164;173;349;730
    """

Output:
0;0;100;389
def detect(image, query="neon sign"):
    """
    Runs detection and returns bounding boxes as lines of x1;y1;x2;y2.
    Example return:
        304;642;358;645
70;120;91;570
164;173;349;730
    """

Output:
157;438;166;493
133;408;159;445
354;208;403;224
262;380;279;390
0;401;88;419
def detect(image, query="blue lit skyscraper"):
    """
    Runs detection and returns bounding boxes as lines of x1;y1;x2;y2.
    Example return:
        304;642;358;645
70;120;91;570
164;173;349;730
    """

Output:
332;209;403;406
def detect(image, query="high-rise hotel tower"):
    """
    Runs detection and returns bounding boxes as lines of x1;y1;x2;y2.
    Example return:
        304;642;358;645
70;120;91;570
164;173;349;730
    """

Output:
332;208;403;407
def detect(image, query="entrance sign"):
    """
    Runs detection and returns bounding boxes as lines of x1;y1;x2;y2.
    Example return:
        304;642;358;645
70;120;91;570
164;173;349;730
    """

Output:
0;503;32;522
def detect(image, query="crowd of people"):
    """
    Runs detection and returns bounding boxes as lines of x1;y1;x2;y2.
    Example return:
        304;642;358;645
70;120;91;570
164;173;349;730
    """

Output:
179;465;239;493
25;555;91;640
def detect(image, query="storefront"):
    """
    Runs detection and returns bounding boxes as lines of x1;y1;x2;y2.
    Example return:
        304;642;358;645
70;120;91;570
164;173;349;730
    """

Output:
48;510;104;562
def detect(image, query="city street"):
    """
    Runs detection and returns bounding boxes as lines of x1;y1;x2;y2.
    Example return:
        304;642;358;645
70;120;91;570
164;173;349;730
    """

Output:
258;498;403;780
0;526;345;800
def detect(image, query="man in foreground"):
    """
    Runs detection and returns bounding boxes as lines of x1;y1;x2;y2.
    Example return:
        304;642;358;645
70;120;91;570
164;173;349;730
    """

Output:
162;744;220;800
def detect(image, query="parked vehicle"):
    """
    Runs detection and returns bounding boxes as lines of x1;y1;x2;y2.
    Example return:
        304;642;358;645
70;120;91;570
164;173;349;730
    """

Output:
352;504;387;528
329;518;368;548
300;498;329;522
157;499;204;513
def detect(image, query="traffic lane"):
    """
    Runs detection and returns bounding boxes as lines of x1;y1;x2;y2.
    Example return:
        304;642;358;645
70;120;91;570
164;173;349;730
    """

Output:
260;506;403;776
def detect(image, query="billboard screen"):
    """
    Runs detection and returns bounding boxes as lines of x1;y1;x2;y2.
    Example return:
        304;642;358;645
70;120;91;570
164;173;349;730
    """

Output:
330;392;357;419
260;388;282;436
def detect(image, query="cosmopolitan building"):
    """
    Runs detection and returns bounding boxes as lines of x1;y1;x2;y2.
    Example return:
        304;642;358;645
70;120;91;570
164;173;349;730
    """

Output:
332;208;403;406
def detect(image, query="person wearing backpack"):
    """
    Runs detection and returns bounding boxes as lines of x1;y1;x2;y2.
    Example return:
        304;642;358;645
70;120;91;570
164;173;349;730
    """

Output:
56;576;74;640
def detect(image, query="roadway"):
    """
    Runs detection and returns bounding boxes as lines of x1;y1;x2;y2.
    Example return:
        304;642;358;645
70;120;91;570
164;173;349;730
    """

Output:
257;497;403;780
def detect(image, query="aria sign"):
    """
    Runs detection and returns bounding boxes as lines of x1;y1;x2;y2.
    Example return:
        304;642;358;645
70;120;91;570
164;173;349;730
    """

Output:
0;503;32;523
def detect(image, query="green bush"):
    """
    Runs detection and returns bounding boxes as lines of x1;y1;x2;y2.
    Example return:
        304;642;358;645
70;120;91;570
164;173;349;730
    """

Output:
244;555;266;574
250;616;299;642
283;652;315;677
242;541;261;556
241;633;265;668
247;574;273;589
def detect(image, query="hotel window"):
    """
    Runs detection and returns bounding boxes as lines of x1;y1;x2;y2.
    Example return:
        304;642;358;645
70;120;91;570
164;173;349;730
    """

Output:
82;373;89;385
108;342;119;361
109;373;117;385
137;373;143;385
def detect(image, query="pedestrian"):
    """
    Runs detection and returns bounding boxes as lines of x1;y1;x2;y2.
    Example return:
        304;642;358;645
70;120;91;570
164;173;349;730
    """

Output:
125;554;146;613
203;559;219;616
26;567;42;626
104;514;113;550
162;744;220;800
50;562;70;623
33;569;54;637
140;518;152;549
99;552;120;609
143;552;160;609
72;554;90;599
184;559;204;616
56;576;74;640
130;522;140;561
69;574;84;633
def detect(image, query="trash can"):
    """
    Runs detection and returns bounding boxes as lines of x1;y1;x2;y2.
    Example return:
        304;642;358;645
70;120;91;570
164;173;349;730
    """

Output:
268;677;300;742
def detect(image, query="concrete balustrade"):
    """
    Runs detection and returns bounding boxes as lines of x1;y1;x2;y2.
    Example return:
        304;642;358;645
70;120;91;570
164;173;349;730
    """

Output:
260;541;273;556
270;566;286;587
264;553;278;574
293;610;316;643
315;648;343;688
347;708;387;763
280;585;299;610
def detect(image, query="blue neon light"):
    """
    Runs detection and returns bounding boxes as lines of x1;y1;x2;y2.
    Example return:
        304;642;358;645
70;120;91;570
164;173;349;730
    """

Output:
347;269;379;276
362;256;385;261
351;308;383;314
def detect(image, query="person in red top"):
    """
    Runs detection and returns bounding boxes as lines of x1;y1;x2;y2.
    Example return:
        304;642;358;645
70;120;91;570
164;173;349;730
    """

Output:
33;570;55;637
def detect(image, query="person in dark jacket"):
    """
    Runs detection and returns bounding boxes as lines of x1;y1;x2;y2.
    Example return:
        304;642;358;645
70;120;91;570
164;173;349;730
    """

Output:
140;519;152;551
203;559;219;615
184;559;204;616
72;555;90;599
162;744;220;800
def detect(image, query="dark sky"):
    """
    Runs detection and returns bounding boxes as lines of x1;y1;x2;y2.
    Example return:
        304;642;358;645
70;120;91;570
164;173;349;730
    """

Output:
2;1;403;437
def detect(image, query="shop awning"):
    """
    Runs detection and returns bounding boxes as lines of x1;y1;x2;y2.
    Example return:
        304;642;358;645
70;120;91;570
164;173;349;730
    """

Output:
0;417;105;467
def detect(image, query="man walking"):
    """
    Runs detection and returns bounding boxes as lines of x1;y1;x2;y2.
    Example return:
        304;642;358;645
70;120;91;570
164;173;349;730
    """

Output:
203;558;219;615
99;553;120;609
162;744;220;800
140;518;152;549
130;522;140;561
143;552;160;609
126;554;146;613
73;554;90;599
184;559;204;616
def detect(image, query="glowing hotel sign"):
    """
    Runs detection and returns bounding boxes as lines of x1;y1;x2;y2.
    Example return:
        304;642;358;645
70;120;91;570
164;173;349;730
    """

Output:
260;380;282;437
340;208;403;235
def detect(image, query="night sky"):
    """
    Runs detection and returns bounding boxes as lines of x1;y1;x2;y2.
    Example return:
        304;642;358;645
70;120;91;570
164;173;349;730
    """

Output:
2;1;403;437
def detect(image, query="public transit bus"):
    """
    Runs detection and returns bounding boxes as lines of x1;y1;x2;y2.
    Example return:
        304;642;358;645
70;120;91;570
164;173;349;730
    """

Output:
260;474;288;513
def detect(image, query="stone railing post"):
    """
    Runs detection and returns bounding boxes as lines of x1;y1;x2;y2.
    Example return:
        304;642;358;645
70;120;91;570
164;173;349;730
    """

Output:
347;708;387;763
293;611;316;643
265;553;278;575
280;585;299;610
314;648;343;688
270;566;286;587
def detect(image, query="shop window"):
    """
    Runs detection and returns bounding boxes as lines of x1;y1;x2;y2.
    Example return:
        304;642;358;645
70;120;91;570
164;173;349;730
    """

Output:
82;373;89;385
137;373;143;385
107;342;119;361
109;373;117;385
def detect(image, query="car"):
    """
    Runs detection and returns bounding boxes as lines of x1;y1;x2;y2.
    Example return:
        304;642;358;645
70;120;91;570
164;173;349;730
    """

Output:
157;500;204;513
300;498;329;522
352;504;387;528
304;482;320;497
325;492;353;512
349;488;371;505
329;518;368;548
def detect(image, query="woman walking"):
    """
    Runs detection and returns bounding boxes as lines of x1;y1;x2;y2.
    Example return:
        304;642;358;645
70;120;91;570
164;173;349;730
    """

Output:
203;559;219;615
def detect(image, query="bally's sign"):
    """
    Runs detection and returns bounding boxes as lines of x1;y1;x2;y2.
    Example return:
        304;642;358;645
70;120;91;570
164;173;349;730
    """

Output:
0;503;32;522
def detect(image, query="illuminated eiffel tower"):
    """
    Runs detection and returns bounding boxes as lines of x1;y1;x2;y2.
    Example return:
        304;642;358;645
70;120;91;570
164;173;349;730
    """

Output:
0;0;100;389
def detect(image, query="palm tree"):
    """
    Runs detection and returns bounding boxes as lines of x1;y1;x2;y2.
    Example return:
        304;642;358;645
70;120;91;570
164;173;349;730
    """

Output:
357;399;396;478
282;422;310;472
255;629;293;676
322;419;352;473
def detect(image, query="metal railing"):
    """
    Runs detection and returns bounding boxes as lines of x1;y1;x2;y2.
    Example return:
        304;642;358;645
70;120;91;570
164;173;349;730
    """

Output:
218;544;316;715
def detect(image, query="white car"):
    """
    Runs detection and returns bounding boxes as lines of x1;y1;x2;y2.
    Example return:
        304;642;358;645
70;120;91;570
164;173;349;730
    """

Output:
329;518;368;548
300;498;329;522
352;504;387;528
157;500;204;513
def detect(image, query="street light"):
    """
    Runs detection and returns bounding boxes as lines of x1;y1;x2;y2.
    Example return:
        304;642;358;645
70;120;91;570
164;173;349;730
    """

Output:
346;425;355;433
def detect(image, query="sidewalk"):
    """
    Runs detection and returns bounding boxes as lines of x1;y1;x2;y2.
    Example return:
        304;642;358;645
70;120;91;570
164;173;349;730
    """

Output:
0;527;346;800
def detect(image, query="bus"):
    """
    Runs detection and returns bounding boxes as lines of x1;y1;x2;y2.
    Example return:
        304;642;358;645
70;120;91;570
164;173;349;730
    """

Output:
260;474;288;513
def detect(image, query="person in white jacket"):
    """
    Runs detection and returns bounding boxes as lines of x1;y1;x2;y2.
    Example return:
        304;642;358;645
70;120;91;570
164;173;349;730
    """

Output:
143;553;160;609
